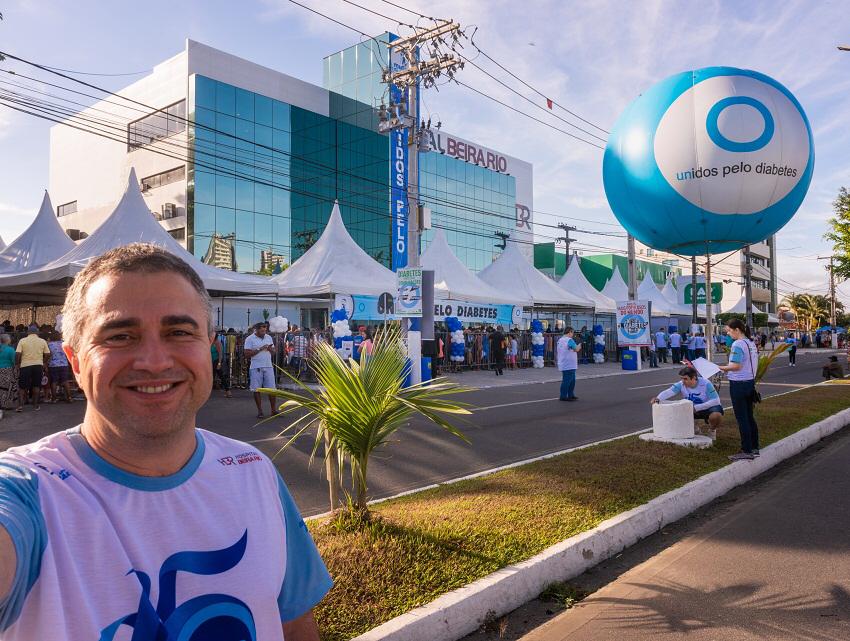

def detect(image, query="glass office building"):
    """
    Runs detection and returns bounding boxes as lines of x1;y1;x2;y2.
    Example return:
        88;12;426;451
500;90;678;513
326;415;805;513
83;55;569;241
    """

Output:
50;39;532;278
188;74;390;272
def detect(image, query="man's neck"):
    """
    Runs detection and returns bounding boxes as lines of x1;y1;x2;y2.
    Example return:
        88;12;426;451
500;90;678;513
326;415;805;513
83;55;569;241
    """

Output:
80;417;198;477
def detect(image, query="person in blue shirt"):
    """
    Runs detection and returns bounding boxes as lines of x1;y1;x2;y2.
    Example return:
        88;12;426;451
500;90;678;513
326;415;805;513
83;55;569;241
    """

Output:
654;330;669;363
652;366;723;436
557;327;581;401
0;334;16;410
718;319;761;461
785;333;797;366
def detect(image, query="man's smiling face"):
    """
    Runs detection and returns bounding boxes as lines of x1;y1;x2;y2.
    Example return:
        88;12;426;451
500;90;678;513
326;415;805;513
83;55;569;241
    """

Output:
65;271;214;440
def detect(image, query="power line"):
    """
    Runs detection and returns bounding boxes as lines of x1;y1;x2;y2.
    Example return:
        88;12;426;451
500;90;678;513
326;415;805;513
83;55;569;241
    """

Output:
462;28;609;135
455;79;604;149
284;0;374;38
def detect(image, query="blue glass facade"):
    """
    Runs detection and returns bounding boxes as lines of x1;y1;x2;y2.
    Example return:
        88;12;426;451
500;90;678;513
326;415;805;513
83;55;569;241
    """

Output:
419;153;516;272
187;74;390;272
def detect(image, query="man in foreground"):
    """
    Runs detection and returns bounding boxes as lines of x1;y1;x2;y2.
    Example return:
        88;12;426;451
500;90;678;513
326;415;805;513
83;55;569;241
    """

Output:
0;244;331;640
651;366;723;438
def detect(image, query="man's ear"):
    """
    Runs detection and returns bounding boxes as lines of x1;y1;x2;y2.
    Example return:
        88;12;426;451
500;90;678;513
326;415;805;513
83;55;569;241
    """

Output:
63;344;81;376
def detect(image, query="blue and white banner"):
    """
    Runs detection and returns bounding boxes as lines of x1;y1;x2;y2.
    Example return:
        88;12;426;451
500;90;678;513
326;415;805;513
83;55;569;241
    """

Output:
616;300;651;346
390;35;409;271
352;295;515;326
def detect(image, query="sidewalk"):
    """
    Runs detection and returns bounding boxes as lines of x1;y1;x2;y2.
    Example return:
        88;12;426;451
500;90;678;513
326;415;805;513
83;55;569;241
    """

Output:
443;348;839;390
519;423;850;641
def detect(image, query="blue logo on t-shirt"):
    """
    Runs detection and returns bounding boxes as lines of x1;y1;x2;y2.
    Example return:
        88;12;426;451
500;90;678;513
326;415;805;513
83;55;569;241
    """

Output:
98;531;255;641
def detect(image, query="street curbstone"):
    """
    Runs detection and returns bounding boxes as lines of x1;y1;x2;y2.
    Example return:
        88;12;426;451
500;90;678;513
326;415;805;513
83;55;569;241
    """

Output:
353;407;850;641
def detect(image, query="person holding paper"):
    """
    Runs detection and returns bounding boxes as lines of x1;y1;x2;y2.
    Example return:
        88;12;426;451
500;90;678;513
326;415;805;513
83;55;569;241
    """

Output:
718;319;760;461
651;366;723;436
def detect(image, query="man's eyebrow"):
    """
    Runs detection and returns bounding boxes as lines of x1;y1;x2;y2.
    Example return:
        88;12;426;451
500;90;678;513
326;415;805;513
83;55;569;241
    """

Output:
162;315;201;329
97;318;140;333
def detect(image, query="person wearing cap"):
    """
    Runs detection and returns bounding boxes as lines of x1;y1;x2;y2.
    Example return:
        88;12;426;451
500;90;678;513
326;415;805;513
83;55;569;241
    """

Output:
15;325;50;412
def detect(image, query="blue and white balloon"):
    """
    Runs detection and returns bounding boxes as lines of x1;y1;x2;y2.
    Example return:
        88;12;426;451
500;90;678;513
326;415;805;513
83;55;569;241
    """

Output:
603;66;814;255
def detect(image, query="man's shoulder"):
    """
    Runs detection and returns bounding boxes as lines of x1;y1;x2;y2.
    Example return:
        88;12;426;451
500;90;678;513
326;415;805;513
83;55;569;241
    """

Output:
1;430;76;480
196;429;277;475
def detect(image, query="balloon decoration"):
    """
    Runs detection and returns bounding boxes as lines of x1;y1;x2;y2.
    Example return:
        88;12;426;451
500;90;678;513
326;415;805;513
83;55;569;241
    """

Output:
593;324;605;364
446;316;465;363
603;66;814;255
268;316;288;334
531;319;545;368
331;307;352;350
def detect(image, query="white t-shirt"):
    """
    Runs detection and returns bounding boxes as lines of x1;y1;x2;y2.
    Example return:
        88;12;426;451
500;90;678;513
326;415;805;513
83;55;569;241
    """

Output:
556;336;579;371
0;428;332;640
728;338;759;381
244;333;274;369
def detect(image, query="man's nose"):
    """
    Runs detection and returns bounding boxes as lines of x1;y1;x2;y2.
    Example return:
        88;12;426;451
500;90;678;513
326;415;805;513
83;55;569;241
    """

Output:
133;336;175;373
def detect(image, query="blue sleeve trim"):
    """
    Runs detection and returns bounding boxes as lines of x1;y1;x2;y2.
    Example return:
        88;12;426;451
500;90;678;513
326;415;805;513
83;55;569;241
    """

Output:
729;345;744;364
0;461;47;632
277;475;332;622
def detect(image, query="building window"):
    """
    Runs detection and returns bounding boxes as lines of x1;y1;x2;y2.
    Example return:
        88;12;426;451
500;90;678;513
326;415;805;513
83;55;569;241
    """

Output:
141;166;186;191
168;228;186;241
57;201;77;217
752;278;771;290
128;100;186;150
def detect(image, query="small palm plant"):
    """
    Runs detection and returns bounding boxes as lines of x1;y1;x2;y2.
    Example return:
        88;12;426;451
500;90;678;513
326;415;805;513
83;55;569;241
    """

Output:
261;324;471;515
755;342;790;384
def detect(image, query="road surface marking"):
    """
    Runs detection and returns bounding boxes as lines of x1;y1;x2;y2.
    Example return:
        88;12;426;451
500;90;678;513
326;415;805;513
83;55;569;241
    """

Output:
474;397;561;411
628;383;673;390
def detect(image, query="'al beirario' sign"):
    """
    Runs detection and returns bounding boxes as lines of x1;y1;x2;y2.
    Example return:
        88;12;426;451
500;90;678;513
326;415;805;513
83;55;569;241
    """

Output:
426;130;509;174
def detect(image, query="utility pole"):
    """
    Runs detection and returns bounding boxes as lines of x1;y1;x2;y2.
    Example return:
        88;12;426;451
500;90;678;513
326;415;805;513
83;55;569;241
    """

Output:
627;234;637;301
818;255;838;348
382;20;464;385
705;255;713;361
691;256;698;324
742;245;754;331
557;223;577;255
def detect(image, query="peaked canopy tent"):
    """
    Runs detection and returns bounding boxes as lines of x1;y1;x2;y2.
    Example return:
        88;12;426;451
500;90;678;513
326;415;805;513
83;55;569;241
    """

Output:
659;275;694;316
721;294;781;325
0;236;5;252
601;267;629;302
0;192;76;275
637;272;679;317
558;255;617;313
272;202;396;297
0;170;279;303
421;229;526;306
479;242;591;309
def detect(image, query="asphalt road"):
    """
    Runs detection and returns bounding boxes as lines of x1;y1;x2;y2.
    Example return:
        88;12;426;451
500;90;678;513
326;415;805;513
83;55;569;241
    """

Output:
0;350;838;516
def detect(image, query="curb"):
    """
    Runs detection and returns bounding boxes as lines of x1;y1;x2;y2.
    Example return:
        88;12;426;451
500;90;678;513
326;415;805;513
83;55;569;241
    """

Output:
353;406;850;641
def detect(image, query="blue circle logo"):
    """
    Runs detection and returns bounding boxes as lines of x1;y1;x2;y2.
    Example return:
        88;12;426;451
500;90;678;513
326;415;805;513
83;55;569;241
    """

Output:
619;314;648;341
706;96;774;152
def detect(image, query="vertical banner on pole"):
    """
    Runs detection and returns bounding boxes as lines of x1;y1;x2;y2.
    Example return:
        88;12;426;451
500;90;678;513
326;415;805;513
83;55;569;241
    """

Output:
390;36;409;271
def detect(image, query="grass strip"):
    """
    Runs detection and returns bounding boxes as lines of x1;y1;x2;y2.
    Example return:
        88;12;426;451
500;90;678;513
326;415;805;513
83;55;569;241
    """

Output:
310;385;850;640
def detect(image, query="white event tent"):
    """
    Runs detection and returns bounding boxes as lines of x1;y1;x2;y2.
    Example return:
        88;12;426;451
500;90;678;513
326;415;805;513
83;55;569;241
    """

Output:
272;202;396;297
722;293;780;324
557;255;617;313
421;229;525;305
0;192;76;274
637;272;677;316
0;236;5;252
661;276;693;316
0;170;278;299
601;267;629;302
478;242;590;308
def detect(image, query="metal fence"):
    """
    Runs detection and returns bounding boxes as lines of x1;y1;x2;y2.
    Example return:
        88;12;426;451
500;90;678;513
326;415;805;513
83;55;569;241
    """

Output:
430;329;620;375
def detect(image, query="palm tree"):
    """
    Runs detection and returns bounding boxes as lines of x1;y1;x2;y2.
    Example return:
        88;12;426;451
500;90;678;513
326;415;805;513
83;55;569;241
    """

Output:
261;324;471;515
782;293;829;332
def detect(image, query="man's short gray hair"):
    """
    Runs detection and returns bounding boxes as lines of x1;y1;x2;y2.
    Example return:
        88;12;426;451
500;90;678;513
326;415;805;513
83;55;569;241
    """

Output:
0;334;10;345
62;243;212;350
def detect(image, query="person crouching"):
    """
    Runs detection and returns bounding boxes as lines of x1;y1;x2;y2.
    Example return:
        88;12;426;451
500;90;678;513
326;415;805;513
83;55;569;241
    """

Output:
651;366;723;439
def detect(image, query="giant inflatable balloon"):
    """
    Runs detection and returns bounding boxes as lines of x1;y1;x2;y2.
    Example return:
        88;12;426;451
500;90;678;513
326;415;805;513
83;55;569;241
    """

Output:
603;67;814;255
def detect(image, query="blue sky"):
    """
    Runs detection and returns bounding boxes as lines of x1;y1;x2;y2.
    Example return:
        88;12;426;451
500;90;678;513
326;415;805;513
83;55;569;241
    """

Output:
1;0;848;304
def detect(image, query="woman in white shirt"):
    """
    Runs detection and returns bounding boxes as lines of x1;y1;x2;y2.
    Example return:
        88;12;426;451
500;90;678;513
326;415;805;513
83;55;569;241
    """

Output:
718;319;760;461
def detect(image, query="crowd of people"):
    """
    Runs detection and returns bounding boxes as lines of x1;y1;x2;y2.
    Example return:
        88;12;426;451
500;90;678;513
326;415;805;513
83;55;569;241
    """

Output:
0;323;76;413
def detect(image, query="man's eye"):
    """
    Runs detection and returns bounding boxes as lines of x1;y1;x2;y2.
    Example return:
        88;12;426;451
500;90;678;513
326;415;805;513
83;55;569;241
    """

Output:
170;329;193;337
105;334;132;343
